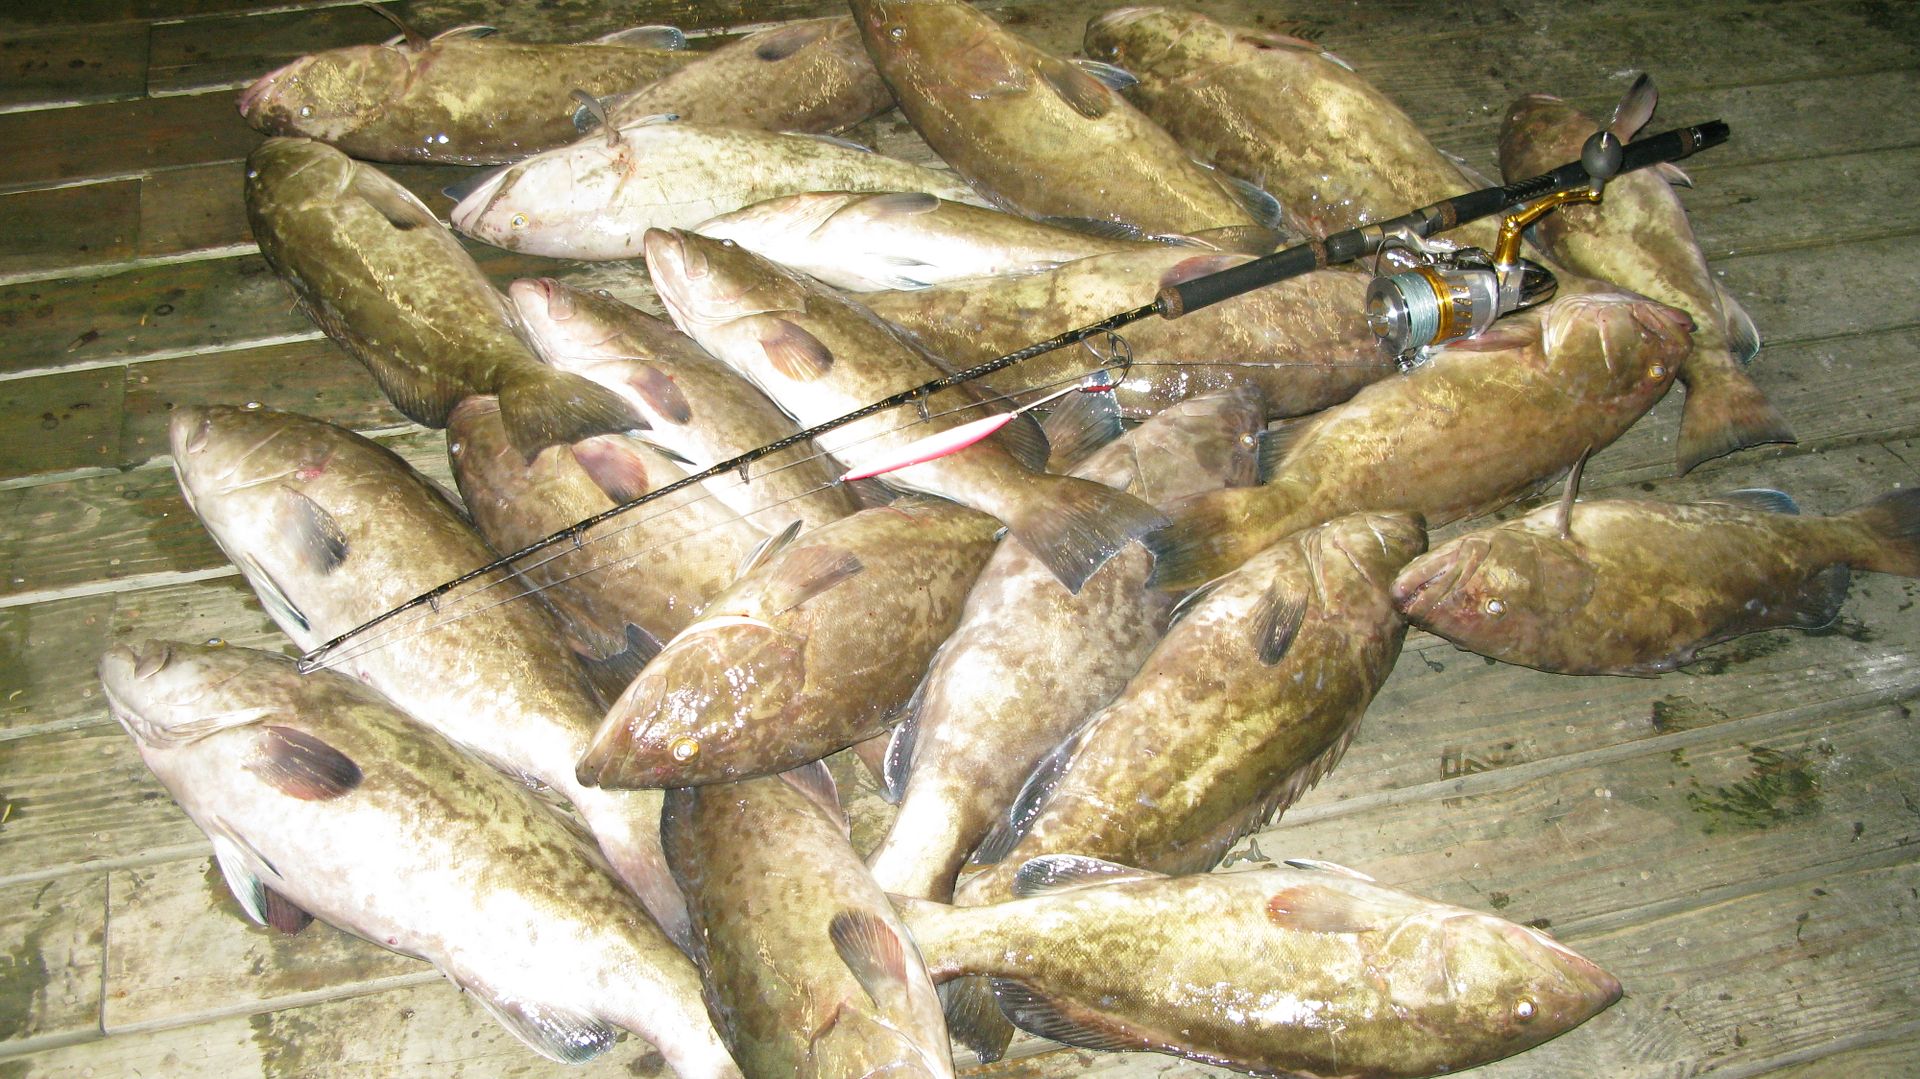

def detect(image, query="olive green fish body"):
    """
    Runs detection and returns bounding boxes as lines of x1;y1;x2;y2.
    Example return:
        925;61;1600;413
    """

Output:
101;641;737;1076
607;17;894;135
664;770;951;1077
240;28;694;164
1500;80;1792;473
1395;487;1920;675
580;499;1000;788
1085;7;1497;250
864;248;1389;420
867;390;1268;902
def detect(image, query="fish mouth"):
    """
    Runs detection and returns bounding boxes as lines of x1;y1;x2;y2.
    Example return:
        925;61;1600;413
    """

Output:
236;57;303;124
447;168;510;235
1390;541;1482;623
507;277;572;324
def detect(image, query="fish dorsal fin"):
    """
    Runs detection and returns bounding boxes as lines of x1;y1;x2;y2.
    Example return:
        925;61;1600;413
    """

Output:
1705;488;1800;515
1036;54;1112;120
991;979;1149;1054
576;622;663;704
779;759;847;831
752;20;828;61
364;2;428;51
1071;58;1138;91
624;364;693;425
251;725;363;800
1012;855;1164;897
1251;585;1307;666
1039;215;1148;242
1283;858;1377;880
1044;384;1124;474
972;714;1097;865
1205;166;1287;232
278;489;349;575
763;545;865;616
859;191;941;217
467;988;618;1064
349;168;437;231
1264;885;1385;934
1552;448;1590;539
571;436;653;505
880;678;926;804
791;131;876;154
593;24;685;48
568;90;620;149
735;518;803;582
1716;281;1762;364
431;25;499;42
756;317;836;381
828;910;912;1010
991;409;1051;471
1611;72;1658;141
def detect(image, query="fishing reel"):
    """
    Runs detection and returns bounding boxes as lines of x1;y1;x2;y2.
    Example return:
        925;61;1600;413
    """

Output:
1365;130;1626;370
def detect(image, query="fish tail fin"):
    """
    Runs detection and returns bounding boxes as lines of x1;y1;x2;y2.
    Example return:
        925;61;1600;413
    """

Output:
1839;487;1920;578
497;366;644;459
940;975;1018;1064
571;788;694;950
1674;350;1794;474
1000;475;1169;594
1145;486;1283;591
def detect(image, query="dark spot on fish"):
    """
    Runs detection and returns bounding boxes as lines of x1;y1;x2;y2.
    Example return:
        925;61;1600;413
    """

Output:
1688;632;1792;674
1488;891;1511;910
1650;695;1728;733
1685;744;1821;834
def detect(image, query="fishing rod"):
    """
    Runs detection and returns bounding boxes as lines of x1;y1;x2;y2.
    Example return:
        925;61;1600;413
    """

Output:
296;119;1728;673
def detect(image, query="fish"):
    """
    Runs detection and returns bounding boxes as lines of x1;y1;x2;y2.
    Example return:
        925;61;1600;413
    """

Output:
448;119;989;260
663;765;952;1078
169;405;691;946
942;511;1424;1060
693;191;1173;292
902;855;1621;1077
445;395;769;693
863;247;1392;420
244;138;640;458
643;227;1177;595
1149;289;1693;590
508;277;857;534
866;389;1269;903
1499;75;1794;473
237;13;693;165
847;0;1282;250
1394;476;1920;675
100;640;738;1077
1084;7;1501;251
577;498;1000;788
600;16;895;136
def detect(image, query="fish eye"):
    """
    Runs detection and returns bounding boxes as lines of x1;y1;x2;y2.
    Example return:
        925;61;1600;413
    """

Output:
670;737;700;762
1647;363;1668;380
298;105;313;118
1484;597;1506;617
1515;998;1536;1021
510;213;529;230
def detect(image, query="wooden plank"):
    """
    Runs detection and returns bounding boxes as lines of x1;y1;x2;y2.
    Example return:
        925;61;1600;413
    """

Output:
0;91;259;194
146;2;436;96
0;369;125;479
136;161;248;258
0;723;200;887
0;874;108;1053
1759;1025;1920;1078
0;22;149;111
102;857;423;1034
0;2;353;33
0;182;139;280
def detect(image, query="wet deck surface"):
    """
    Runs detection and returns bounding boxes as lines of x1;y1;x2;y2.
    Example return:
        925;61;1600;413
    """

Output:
2;0;1918;1075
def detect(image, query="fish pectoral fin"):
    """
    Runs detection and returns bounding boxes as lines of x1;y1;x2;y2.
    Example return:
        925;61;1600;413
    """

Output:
571;436;654;504
1035;54;1113;119
347;168;439;232
763;545;865;616
750;20;828;61
1070;58;1138;91
880;676;928;804
1011;855;1164;897
779;760;848;832
593;24;686;48
754;317;836;381
277;488;349;575
1251;586;1307;666
991;978;1148;1054
828;910;913;1010
1264;885;1384;934
1610;72;1658;142
625;364;693;425
251;725;364;801
464;986;618;1065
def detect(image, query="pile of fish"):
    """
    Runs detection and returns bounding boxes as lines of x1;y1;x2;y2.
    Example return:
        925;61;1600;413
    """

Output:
101;2;1920;1077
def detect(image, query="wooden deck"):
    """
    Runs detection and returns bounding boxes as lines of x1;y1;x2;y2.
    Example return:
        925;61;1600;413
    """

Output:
1;0;1917;1075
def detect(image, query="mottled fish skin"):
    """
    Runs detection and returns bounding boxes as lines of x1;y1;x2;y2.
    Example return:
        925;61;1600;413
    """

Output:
1085;7;1499;251
863;247;1391;421
243;138;638;458
579;499;999;788
961;512;1424;901
849;0;1270;247
694;191;1166;292
509;277;856;534
867;390;1269;903
445;396;768;683
100;641;738;1077
644;227;1175;595
168;405;690;947
449;120;989;260
605;16;895;135
1150;289;1693;590
664;769;952;1078
902;859;1620;1078
237;27;694;165
1394;487;1920;675
1499;82;1793;474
